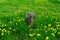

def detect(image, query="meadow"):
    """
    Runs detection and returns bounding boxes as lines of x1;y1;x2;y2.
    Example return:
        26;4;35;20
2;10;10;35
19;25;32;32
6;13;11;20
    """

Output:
0;0;60;40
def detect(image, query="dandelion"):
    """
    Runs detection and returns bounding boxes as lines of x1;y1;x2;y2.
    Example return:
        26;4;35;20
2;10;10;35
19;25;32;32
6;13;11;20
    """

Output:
41;24;43;26
37;34;41;36
44;26;47;28
58;32;60;34
57;28;59;29
29;34;33;37
13;29;16;31
48;24;51;27
0;28;1;30
4;24;6;26
16;23;18;25
37;28;39;30
34;38;37;40
54;31;57;33
56;24;60;27
8;31;10;34
3;28;6;30
2;24;4;27
46;31;47;32
50;27;53;30
5;30;7;32
1;33;4;35
52;33;55;36
53;28;56;31
47;28;50;30
56;22;60;24
9;21;12;24
9;27;12;29
46;36;49;40
1;29;5;35
18;19;21;22
29;25;31;27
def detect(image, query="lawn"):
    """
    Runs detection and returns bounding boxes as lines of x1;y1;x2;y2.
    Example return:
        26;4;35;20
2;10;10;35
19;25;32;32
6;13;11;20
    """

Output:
0;0;60;40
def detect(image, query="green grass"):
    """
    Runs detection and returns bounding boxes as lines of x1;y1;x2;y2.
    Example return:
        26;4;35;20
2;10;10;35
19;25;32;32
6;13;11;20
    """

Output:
0;0;60;40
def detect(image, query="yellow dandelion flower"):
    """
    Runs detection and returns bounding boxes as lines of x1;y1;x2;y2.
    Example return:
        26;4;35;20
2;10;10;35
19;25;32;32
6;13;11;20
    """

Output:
2;24;4;27
46;36;49;40
3;28;5;30
56;24;60;27
13;29;16;31
54;28;56;30
9;21;12;24
54;31;57;33
5;30;7;32
44;26;47;28
53;28;55;31
37;34;41;36
57;21;59;23
16;23;18;25
50;27;53;30
18;19;21;22
29;34;33;37
29;25;31;27
52;33;55;36
46;31;47;32
37;28;39;30
47;28;50;30
57;28;59;29
58;32;60;34
2;29;5;33
48;24;51;27
34;38;37;40
53;28;56;31
1;33;4;35
4;24;6;26
9;27;12;29
1;29;5;35
8;31;10;34
0;28;1;30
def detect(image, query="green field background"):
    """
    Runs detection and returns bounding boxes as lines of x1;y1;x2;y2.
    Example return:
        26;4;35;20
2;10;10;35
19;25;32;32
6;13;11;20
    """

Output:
0;0;60;40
